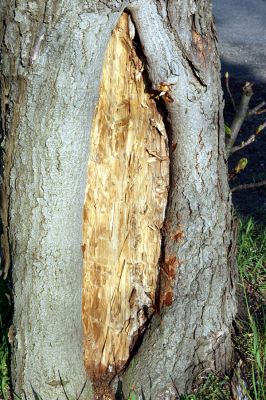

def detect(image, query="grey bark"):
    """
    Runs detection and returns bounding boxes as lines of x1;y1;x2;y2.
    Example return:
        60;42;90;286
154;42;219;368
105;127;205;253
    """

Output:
1;1;120;398
0;0;237;399
122;1;237;397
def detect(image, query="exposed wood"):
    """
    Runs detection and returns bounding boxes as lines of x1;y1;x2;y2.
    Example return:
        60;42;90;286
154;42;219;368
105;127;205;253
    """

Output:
82;13;169;390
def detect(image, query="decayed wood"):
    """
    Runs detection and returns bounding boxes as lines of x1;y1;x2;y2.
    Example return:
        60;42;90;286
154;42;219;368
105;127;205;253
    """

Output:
82;13;169;386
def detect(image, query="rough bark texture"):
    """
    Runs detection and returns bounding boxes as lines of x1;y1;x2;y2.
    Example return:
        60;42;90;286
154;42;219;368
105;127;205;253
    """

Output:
120;1;237;398
0;0;237;399
0;1;120;399
82;13;169;390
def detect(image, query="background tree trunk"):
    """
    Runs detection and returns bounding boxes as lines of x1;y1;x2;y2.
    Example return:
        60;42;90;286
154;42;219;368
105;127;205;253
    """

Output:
0;1;237;399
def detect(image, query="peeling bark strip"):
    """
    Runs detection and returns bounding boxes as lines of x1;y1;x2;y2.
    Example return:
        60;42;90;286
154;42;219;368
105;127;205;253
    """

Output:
82;13;169;386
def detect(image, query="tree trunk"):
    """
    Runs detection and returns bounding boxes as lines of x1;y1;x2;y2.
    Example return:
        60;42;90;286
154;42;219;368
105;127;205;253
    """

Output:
0;1;237;399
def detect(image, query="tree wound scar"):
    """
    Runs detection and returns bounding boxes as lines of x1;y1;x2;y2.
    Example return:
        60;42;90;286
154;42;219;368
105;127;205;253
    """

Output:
82;13;170;385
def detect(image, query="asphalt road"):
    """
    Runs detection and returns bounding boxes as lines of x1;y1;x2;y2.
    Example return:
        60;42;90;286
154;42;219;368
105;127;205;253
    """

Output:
212;0;266;83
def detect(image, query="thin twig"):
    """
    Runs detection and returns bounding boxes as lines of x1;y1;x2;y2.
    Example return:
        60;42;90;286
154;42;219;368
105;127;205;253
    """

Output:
31;385;44;400
232;120;266;153
256;121;266;134
225;72;237;112
231;180;266;192
248;100;265;116
255;108;266;115
226;82;254;157
231;134;256;154
141;387;146;400
58;370;70;400
76;379;87;400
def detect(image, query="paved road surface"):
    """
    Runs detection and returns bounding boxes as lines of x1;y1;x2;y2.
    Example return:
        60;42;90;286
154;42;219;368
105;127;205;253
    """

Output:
212;0;266;82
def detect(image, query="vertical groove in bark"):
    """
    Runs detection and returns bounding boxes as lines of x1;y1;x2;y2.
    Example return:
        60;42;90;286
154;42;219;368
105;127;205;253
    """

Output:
82;14;169;396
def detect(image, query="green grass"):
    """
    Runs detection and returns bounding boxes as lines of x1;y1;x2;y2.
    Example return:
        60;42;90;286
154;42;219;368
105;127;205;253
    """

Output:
180;374;231;399
237;218;266;297
234;218;266;400
0;272;11;400
0;320;10;400
233;287;266;400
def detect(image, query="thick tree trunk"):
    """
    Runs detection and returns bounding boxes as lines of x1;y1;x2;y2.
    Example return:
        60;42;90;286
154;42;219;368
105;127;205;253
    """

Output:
120;2;237;398
0;1;237;399
0;1;119;398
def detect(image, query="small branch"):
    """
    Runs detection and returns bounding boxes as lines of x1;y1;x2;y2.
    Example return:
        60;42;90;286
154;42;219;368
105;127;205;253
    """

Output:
226;82;254;157
231;121;266;154
225;72;237;112
77;379;87;400
231;180;266;192
231;134;256;154
248;100;265;116
255;108;266;115
256;121;266;134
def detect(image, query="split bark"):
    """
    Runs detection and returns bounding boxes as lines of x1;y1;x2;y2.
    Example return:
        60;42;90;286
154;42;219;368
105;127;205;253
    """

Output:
82;13;169;388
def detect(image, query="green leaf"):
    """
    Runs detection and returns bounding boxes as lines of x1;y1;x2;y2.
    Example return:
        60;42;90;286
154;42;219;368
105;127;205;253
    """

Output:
235;158;248;173
224;123;231;137
256;122;266;135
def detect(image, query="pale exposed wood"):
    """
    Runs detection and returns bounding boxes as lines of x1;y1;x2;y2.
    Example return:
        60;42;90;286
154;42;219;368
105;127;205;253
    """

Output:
82;13;169;385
